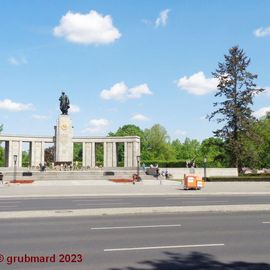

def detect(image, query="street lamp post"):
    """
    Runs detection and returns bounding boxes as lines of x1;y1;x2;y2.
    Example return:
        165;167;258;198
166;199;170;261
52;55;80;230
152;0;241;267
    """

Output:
136;155;140;178
13;155;17;182
203;157;207;181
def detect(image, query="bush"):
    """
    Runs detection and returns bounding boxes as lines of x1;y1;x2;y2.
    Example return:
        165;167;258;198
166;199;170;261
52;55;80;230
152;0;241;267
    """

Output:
207;176;270;182
141;160;187;168
141;159;226;168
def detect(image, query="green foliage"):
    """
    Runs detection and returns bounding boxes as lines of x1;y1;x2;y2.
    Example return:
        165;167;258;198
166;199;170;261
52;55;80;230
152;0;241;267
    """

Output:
109;124;144;164
95;143;103;167
108;123;231;168
143;124;174;160
172;138;200;160
199;137;229;168
73;143;82;162
0;146;4;167
109;124;144;137
251;114;270;168
207;176;270;182
22;150;29;167
141;160;187;168
209;46;264;171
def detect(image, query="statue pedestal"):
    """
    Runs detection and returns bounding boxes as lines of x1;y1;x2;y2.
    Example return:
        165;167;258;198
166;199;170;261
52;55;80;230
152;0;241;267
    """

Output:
55;115;73;163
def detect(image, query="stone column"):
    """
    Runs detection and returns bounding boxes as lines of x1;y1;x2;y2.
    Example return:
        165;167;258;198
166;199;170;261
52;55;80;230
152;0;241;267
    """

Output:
112;142;117;167
103;142;107;167
104;142;117;168
55;115;73;163
124;142;128;167
91;142;96;168
8;140;22;167
124;142;134;168
30;141;43;167
83;142;96;168
41;141;45;165
82;142;86;167
132;141;141;167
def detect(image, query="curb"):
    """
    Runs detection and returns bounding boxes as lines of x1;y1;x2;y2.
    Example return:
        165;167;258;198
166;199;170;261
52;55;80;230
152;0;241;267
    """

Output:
1;192;270;199
1;204;270;219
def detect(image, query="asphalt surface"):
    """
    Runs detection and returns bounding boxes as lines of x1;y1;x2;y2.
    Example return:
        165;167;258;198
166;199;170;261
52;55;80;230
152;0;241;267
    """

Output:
1;194;270;212
1;212;270;270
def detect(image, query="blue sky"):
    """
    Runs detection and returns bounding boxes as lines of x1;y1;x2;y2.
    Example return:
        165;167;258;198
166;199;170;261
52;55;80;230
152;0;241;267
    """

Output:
0;0;270;142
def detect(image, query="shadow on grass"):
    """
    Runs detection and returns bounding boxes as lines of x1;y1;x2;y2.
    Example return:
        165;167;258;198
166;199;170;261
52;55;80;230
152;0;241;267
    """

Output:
110;251;270;270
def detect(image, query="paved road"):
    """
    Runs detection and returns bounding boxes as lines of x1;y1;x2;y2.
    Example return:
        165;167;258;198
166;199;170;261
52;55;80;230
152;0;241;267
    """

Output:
1;212;270;269
1;194;270;212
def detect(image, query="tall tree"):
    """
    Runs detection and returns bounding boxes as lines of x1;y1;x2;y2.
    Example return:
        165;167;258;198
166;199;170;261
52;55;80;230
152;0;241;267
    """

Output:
144;124;174;160
209;46;264;171
252;112;270;168
108;124;145;163
200;137;228;168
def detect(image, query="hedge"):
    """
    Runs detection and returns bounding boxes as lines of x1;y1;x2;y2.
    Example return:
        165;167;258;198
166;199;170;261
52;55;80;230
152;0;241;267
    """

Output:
206;176;270;182
141;160;226;168
141;160;187;168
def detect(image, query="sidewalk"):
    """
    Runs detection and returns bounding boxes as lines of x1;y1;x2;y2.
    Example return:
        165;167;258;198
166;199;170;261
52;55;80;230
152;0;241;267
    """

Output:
1;180;270;198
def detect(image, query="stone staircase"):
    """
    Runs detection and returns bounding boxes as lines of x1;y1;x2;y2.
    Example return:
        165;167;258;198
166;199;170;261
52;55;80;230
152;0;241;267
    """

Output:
1;168;156;181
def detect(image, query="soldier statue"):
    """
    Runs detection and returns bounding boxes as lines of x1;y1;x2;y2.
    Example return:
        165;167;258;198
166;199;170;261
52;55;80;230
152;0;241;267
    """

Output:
59;92;70;115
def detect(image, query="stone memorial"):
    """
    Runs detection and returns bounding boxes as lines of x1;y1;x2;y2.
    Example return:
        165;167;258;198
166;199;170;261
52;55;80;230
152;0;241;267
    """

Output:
0;92;140;168
55;114;73;164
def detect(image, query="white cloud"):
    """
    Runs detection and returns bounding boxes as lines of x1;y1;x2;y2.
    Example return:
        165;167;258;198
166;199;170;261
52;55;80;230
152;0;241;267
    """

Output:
100;82;153;101
69;104;80;113
84;118;110;133
8;56;27;66
131;114;149;121
0;99;34;111
53;10;121;45
100;82;127;101
254;26;270;37
128;84;152;99
176;71;218;95
32;114;50;120
174;129;187;136
253;107;270;118
155;9;170;27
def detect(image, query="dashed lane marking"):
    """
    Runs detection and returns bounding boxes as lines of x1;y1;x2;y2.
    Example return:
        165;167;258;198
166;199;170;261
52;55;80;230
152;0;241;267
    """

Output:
104;243;225;252
91;224;182;230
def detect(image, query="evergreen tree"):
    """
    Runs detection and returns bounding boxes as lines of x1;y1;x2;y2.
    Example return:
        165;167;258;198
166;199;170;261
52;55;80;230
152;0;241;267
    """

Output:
209;46;264;171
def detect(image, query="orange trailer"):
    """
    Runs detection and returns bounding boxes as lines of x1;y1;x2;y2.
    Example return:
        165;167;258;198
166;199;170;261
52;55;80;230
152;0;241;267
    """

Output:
183;175;205;190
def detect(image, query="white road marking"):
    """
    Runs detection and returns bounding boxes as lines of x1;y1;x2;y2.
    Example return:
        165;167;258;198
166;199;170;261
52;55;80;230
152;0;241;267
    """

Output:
166;198;207;200
104;243;225;252
91;224;181;230
73;199;123;202
262;221;270;224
